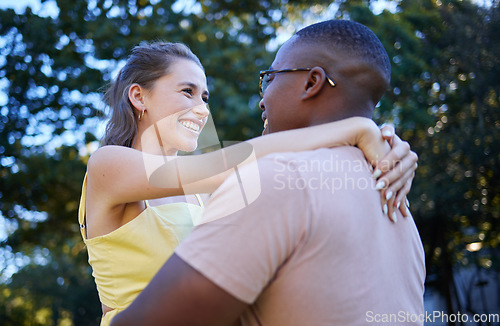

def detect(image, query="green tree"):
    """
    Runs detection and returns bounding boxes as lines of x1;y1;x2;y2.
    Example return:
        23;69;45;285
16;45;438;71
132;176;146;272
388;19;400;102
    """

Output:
1;0;499;324
346;0;500;318
314;0;500;319
0;0;340;323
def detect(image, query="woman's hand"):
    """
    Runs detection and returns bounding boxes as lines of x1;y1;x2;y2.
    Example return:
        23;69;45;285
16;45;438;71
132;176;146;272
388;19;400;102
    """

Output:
372;124;417;221
355;119;417;222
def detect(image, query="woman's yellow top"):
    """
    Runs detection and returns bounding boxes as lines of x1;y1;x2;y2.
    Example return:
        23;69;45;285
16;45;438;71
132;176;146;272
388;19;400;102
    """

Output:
78;174;203;326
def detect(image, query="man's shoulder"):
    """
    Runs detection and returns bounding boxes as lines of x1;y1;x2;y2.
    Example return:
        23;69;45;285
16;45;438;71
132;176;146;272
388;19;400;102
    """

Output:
257;147;368;175
214;146;369;209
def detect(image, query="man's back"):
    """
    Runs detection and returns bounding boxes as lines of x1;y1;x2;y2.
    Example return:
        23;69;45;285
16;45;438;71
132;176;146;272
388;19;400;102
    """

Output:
176;146;425;325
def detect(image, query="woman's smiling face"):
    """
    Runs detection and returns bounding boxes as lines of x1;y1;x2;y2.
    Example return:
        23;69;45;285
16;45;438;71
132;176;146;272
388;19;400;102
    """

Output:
138;58;210;155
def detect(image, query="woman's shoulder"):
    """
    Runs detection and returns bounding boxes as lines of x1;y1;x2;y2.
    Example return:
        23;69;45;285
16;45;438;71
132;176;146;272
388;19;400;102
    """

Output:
90;144;135;159
86;145;138;192
87;145;137;172
85;145;146;235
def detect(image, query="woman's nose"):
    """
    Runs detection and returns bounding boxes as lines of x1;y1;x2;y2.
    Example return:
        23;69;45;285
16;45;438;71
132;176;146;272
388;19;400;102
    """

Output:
192;103;210;118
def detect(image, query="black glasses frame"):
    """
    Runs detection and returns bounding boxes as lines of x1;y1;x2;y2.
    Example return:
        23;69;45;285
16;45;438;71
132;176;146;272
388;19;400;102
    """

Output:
259;68;336;97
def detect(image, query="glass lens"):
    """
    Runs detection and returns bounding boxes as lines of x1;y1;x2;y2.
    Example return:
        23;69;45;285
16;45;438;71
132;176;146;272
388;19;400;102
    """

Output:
261;73;270;95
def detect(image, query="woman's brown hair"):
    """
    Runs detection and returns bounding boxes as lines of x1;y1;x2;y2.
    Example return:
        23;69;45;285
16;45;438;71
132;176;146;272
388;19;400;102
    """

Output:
101;42;203;147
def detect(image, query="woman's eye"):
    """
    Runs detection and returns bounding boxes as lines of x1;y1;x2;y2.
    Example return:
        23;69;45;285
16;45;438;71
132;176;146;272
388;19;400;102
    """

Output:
182;88;193;95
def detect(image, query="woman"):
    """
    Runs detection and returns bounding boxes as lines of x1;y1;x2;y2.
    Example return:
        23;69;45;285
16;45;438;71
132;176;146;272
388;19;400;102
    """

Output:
78;41;416;325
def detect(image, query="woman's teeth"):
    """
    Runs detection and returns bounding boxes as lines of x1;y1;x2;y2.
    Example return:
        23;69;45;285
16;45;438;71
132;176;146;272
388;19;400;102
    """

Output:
263;119;268;129
180;120;200;132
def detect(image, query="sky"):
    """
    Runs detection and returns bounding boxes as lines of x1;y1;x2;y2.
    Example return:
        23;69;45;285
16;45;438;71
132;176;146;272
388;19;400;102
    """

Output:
0;0;36;11
0;0;58;17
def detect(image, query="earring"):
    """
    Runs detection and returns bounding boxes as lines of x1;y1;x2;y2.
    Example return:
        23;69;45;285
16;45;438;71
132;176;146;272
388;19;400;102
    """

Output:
138;109;145;121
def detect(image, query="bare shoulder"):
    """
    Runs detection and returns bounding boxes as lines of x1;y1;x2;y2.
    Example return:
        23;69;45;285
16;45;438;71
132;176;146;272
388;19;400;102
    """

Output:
86;145;183;211
85;145;145;237
86;145;140;209
87;145;139;190
87;145;135;171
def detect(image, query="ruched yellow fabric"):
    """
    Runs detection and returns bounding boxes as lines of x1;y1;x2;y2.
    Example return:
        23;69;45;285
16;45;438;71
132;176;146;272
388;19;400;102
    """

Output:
78;174;203;326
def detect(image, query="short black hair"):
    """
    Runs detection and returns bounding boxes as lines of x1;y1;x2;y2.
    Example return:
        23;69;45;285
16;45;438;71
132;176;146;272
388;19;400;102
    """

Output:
295;20;391;82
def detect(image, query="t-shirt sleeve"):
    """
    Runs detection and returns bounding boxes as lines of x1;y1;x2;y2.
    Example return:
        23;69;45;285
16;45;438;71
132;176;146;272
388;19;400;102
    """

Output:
175;154;309;304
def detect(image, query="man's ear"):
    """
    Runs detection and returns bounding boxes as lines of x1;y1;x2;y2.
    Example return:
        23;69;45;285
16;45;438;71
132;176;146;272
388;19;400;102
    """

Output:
302;67;327;100
128;83;146;110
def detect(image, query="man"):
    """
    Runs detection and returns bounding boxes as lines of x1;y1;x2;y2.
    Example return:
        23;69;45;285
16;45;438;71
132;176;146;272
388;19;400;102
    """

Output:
111;20;425;326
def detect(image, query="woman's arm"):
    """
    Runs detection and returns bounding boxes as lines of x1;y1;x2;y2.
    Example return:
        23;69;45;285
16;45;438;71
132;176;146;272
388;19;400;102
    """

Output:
88;117;414;207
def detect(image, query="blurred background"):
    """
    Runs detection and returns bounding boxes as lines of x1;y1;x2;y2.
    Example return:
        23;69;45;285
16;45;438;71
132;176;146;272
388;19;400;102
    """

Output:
0;0;499;324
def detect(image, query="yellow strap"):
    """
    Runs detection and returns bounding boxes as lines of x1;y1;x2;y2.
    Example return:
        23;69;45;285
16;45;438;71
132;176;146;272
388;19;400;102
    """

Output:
78;173;201;239
78;173;88;240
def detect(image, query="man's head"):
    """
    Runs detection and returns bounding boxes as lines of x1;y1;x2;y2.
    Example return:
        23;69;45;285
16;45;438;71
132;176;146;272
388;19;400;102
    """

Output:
260;20;391;134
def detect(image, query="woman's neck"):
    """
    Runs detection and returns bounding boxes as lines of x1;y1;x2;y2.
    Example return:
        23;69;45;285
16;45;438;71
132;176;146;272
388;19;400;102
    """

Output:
132;134;178;156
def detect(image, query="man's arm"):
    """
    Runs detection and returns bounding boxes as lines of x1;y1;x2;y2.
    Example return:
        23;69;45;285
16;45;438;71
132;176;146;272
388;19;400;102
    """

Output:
110;253;247;326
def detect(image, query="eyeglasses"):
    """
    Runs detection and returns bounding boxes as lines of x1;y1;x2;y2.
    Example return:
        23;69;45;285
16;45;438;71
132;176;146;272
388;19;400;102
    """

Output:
259;68;336;97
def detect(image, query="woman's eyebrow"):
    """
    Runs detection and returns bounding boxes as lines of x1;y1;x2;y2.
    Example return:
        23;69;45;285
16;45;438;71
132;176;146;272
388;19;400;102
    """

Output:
178;81;198;89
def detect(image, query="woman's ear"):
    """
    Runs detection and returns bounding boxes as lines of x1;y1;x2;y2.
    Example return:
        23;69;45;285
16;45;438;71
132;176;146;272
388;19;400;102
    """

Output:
302;67;327;100
128;83;146;110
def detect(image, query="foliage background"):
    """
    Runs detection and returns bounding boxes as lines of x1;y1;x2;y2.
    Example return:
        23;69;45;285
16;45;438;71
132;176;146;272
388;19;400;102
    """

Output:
0;0;499;324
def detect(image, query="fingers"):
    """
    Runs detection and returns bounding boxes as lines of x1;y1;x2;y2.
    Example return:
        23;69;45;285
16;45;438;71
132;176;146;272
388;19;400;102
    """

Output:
379;159;416;221
376;162;416;222
386;191;398;223
375;139;412;174
378;180;398;223
380;124;395;146
380;191;390;222
373;126;417;223
387;202;398;223
398;196;412;218
381;188;409;223
394;177;413;206
385;185;413;220
379;157;417;196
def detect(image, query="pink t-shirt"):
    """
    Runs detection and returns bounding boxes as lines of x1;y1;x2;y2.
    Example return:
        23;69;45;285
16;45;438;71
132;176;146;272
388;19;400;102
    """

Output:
176;147;425;326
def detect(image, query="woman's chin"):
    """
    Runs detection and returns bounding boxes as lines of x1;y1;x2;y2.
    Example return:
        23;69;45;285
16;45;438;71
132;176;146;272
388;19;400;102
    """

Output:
179;141;198;153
